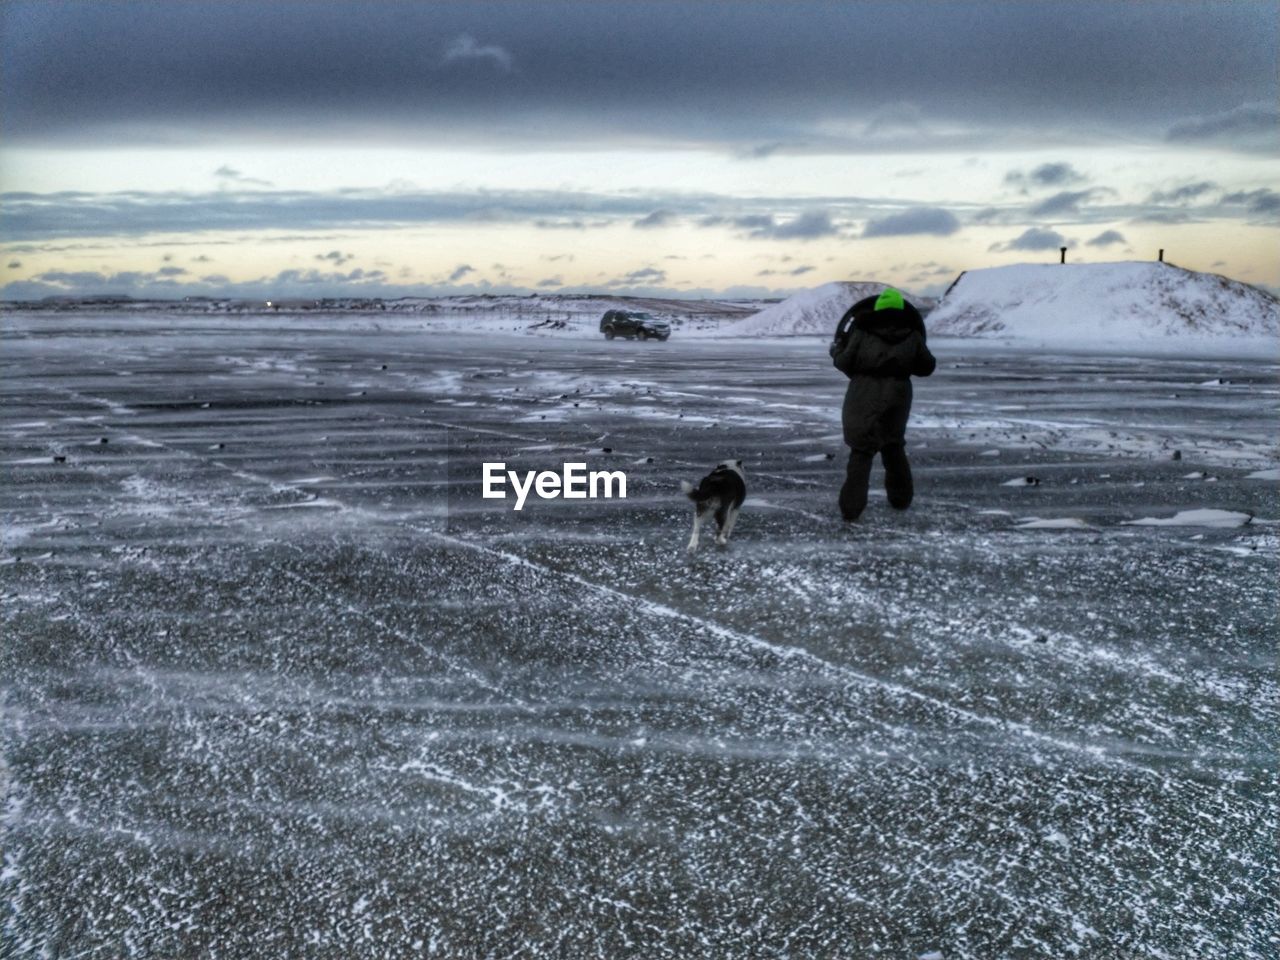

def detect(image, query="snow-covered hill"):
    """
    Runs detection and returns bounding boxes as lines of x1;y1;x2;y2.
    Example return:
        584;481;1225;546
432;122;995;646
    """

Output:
691;281;870;337
694;281;900;338
927;262;1279;349
693;281;942;338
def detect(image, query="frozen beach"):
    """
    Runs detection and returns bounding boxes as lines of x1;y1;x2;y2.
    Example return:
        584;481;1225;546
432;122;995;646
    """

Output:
3;310;1277;958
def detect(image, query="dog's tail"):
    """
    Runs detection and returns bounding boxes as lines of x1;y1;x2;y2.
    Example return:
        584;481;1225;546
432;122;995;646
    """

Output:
680;480;697;500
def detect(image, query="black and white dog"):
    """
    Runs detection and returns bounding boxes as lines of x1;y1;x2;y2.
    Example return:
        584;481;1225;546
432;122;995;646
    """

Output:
680;460;746;553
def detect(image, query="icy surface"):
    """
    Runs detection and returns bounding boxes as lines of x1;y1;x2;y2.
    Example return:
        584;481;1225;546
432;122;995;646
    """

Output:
2;311;1277;958
1014;517;1093;530
928;261;1279;351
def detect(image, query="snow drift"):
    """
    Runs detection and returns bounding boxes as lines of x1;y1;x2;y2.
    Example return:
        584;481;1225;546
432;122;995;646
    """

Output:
695;281;901;338
927;262;1279;348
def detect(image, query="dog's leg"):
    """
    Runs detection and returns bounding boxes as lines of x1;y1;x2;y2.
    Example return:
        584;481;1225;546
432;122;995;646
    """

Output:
713;503;729;546
688;506;707;553
719;505;740;545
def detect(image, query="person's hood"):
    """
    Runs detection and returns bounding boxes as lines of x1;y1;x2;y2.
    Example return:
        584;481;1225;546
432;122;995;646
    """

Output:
854;305;923;345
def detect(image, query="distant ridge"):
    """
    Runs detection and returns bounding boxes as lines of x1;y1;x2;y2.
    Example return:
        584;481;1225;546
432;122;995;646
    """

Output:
927;262;1279;345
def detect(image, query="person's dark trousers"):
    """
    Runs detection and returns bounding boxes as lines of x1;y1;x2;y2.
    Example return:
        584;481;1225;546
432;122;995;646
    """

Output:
881;443;914;509
839;449;874;521
840;445;914;520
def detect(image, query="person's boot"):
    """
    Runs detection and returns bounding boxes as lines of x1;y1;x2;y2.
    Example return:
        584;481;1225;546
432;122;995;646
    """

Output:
839;450;873;521
881;444;914;510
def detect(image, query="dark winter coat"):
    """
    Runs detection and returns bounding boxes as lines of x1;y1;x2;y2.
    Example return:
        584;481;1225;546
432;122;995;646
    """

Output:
831;296;936;453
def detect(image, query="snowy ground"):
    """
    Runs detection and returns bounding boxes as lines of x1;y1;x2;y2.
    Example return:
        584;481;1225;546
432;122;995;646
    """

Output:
3;311;1277;959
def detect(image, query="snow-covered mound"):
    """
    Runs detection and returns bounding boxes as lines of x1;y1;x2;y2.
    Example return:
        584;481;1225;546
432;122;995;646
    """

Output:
928;262;1279;347
695;281;896;338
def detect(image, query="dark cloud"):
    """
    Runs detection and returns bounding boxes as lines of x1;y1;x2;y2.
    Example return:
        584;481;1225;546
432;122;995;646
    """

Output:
1146;181;1218;205
7;261;20;269
157;265;187;276
698;212;839;238
1221;188;1280;216
1165;102;1280;152
1086;229;1126;247
3;3;1274;151
1028;189;1104;217
862;207;960;237
1005;163;1087;190
633;210;677;229
447;264;475;282
990;227;1070;252
763;210;839;240
316;250;355;266
536;277;563;288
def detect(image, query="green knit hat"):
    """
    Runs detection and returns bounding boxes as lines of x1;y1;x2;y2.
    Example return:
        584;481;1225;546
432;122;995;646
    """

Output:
874;287;905;311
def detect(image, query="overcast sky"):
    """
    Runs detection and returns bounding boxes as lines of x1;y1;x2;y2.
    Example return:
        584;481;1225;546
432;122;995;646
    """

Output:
2;0;1277;300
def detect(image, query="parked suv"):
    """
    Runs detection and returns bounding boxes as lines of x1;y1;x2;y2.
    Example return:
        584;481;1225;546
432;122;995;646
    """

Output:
600;310;671;341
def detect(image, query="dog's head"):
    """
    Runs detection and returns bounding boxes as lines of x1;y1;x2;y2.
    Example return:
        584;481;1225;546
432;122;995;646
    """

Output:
719;458;745;477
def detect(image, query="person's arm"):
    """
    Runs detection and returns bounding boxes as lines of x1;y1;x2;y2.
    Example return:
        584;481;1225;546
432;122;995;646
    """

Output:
832;330;862;376
913;338;937;377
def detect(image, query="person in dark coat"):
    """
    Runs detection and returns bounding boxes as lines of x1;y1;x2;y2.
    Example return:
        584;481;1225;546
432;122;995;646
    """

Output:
829;287;936;521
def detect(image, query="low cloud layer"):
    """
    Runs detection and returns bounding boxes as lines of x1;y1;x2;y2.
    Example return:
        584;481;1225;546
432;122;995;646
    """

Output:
1165;102;1280;153
0;189;913;243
